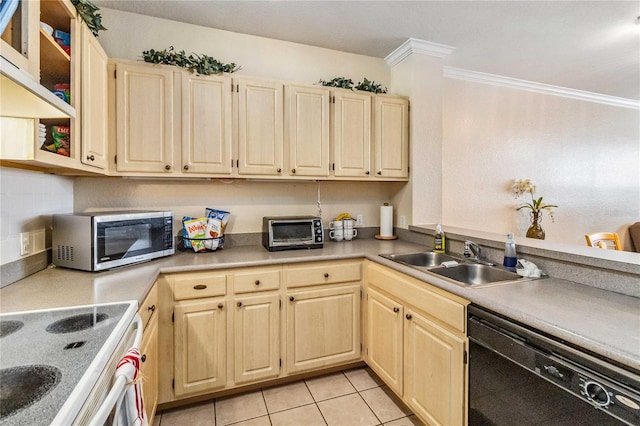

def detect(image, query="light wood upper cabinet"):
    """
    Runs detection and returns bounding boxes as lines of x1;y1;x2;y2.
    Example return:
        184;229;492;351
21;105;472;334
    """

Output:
332;90;372;178
80;24;108;169
366;287;403;395
237;77;284;176
233;293;280;384
285;84;330;177
173;297;227;397
0;0;40;80
374;95;409;178
114;62;175;173
182;73;233;174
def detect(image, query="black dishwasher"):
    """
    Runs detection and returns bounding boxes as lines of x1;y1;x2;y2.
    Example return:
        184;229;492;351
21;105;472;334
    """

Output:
468;305;640;426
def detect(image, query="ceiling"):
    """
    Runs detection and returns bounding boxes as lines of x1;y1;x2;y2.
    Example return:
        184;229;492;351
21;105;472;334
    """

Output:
93;1;640;100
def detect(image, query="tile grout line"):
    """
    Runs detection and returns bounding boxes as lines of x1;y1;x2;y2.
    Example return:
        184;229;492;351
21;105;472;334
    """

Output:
303;376;329;426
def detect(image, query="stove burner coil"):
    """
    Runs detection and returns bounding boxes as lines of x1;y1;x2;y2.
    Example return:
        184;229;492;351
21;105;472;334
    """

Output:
45;313;109;334
0;320;23;338
0;365;61;419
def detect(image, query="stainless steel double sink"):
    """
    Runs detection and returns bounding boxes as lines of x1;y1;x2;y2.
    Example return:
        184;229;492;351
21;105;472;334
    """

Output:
379;251;529;287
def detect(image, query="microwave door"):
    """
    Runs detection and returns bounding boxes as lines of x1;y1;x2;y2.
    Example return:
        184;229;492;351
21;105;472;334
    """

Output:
97;222;155;267
105;225;152;257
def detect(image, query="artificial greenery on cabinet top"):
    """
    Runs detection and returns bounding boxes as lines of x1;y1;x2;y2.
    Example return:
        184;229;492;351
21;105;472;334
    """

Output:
71;0;106;37
318;77;387;94
141;46;240;75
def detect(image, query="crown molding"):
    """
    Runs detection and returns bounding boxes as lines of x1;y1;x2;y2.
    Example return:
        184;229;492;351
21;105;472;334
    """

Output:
443;67;640;109
385;38;456;67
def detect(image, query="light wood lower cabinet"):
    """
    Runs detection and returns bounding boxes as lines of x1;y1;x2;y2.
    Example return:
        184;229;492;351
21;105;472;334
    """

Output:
138;284;158;424
365;261;469;426
173;297;227;397
157;258;466;423
139;313;158;424
366;287;403;395
233;292;280;384
404;308;466;426
285;284;361;373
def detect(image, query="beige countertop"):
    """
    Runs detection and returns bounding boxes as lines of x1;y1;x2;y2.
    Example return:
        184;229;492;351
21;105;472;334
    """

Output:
2;238;639;372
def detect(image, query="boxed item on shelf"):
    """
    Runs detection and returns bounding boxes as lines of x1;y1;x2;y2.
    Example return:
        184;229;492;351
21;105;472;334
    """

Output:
53;29;70;46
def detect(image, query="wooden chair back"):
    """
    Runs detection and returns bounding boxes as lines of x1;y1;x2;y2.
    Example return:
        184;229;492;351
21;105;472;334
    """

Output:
585;232;622;250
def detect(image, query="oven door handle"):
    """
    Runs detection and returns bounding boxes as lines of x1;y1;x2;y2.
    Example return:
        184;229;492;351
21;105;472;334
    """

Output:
88;314;144;426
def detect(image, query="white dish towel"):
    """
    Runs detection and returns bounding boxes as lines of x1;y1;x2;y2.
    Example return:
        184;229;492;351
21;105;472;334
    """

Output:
114;347;148;426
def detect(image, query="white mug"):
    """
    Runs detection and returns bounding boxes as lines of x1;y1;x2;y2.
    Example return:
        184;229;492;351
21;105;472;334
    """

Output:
343;219;357;241
329;229;344;241
329;221;343;230
344;228;357;241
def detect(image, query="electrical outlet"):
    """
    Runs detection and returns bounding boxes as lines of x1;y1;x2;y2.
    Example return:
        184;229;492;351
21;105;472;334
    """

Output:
20;232;30;256
399;215;407;228
356;214;364;226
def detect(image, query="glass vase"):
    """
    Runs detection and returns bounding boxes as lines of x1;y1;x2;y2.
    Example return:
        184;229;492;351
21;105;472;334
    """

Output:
526;211;545;240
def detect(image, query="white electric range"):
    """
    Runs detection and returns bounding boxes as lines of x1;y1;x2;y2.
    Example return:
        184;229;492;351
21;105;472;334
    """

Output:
0;301;138;425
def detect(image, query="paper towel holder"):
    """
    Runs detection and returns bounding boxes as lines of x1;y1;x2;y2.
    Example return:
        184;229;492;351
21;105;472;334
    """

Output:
375;235;398;240
376;202;398;240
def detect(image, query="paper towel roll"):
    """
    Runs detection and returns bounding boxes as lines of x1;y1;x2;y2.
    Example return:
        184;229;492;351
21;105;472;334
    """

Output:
380;204;393;237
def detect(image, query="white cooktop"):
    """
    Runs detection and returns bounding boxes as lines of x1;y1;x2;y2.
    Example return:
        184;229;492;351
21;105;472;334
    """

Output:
0;301;137;425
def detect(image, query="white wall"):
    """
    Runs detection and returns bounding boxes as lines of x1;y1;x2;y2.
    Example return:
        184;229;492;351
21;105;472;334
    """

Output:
73;178;404;233
98;8;390;86
442;78;640;248
0;167;74;265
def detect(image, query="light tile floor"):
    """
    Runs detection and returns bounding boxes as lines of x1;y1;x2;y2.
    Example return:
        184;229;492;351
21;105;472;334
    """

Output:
155;367;424;426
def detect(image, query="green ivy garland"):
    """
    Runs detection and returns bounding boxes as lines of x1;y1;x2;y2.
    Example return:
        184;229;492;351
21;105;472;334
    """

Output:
318;77;387;94
71;0;106;37
141;46;240;75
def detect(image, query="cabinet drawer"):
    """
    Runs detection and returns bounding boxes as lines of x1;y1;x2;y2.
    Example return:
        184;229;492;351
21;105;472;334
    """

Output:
173;272;226;300
285;260;362;288
367;262;468;333
138;283;158;328
233;267;281;293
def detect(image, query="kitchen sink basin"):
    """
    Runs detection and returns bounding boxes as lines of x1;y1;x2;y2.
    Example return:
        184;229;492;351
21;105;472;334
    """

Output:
380;251;530;287
379;251;458;268
429;263;522;286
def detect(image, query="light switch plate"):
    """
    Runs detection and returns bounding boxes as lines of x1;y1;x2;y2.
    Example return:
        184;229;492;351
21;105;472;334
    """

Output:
356;214;364;226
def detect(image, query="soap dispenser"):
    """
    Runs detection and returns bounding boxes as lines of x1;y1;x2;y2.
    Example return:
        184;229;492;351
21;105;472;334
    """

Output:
433;225;446;253
503;233;517;271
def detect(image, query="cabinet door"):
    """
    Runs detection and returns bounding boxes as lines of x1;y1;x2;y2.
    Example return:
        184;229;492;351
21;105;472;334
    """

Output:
285;84;330;177
233;293;280;384
0;0;39;78
182;73;233;174
332;91;372;177
139;315;158;425
374;95;408;178
237;78;284;176
404;310;466;426
115;62;174;173
286;284;360;373
366;288;404;396
80;24;108;169
174;298;226;397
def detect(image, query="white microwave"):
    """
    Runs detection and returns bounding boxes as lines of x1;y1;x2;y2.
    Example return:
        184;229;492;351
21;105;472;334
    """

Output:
53;211;174;271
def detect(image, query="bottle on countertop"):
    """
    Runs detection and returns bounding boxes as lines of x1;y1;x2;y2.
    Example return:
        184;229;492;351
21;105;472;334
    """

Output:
503;233;517;271
433;224;446;253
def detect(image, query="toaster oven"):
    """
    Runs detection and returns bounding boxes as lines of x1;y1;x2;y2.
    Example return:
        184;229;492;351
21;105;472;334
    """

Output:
262;216;324;251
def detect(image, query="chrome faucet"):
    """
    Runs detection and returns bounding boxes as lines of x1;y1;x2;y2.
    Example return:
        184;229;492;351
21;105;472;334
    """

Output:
464;240;495;266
